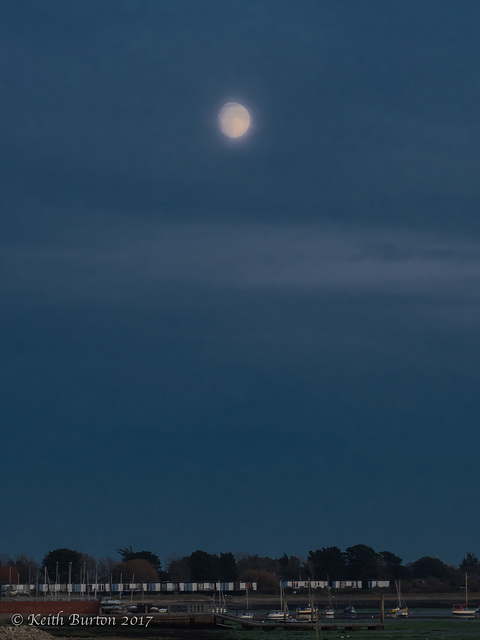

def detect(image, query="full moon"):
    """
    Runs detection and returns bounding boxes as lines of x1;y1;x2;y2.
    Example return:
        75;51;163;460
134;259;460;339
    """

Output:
218;102;251;139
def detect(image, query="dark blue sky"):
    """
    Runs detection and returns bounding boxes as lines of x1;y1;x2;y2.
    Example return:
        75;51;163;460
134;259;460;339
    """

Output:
1;1;480;568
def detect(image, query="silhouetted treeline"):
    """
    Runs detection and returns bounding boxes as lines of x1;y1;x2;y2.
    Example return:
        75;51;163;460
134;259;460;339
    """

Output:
1;546;479;593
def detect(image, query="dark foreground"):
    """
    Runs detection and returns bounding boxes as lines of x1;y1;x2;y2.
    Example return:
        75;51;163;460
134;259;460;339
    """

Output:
43;618;480;640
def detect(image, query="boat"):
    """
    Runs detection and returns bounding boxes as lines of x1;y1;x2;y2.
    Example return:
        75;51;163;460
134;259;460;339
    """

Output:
391;580;408;617
100;598;126;613
343;604;357;619
267;583;290;621
296;605;318;617
266;610;287;620
452;604;478;617
452;572;478;618
239;582;254;619
296;581;318;619
100;598;122;605
324;585;334;618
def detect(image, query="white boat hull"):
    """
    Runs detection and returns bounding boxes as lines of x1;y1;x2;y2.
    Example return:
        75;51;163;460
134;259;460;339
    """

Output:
452;608;478;618
266;611;286;620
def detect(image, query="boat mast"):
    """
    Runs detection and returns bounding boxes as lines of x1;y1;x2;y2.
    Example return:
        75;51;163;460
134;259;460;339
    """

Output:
395;580;402;608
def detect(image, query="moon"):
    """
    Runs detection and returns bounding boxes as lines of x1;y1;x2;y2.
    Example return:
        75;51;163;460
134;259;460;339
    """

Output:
218;102;251;139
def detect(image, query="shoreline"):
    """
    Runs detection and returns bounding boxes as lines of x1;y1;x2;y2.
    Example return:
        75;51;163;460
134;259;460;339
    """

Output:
224;592;479;608
1;591;476;610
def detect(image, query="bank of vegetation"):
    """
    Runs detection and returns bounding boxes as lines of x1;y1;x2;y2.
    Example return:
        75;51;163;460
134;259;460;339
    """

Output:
1;546;479;595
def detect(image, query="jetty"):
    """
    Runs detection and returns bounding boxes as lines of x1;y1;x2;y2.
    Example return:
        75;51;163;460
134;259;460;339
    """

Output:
214;613;384;631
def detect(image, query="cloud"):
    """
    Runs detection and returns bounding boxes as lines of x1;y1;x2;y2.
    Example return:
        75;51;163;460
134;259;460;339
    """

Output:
3;221;480;300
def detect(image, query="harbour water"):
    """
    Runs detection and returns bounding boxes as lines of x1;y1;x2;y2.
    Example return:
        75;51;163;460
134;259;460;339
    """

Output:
50;612;480;640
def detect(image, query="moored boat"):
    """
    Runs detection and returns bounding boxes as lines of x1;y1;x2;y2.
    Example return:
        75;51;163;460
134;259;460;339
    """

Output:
240;582;253;619
343;604;356;619
267;583;289;620
452;572;478;618
452;603;478;618
100;598;126;613
266;610;287;620
239;611;254;619
296;604;318;619
391;580;408;617
324;584;334;618
296;605;317;614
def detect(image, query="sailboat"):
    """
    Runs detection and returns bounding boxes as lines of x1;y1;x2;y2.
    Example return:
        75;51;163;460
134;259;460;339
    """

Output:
296;580;318;620
452;573;479;617
239;583;254;620
391;580;408;617
324;584;334;618
266;583;289;620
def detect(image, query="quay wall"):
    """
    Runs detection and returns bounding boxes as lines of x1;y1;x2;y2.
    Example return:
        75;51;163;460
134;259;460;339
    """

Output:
0;601;100;615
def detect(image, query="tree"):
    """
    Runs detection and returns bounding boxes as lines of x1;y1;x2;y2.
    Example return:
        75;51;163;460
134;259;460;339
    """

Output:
377;550;408;580
278;553;304;580
167;556;191;581
79;553;97;580
237;554;280;580
460;552;479;576
344;544;378;580
0;560;19;585
116;547;166;578
239;569;278;594
97;557;117;582
411;556;452;581
113;559;159;582
189;550;220;581
5;555;38;584
307;547;346;580
219;552;238;581
183;550;238;582
41;549;82;583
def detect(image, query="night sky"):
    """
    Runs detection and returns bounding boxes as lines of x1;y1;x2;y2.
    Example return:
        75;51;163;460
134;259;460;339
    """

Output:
2;1;480;567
